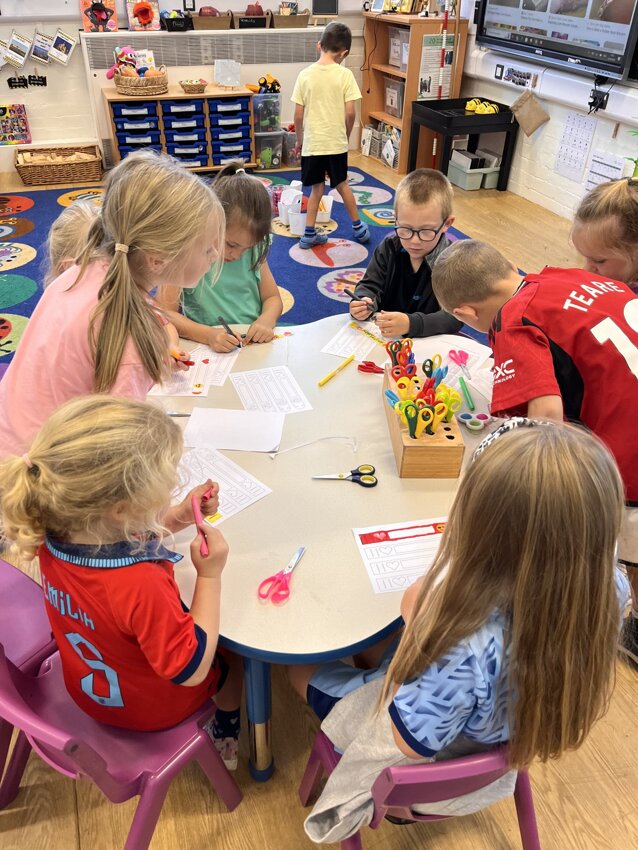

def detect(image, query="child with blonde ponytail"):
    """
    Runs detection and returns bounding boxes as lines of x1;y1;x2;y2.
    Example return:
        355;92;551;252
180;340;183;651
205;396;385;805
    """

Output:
0;396;243;768
0;149;225;458
290;420;629;843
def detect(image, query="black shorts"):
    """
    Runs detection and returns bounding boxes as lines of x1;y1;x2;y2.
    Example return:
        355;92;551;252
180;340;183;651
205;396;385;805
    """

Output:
301;152;348;189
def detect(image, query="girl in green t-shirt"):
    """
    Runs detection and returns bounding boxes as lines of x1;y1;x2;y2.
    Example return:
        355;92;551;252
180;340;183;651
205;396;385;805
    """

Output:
158;161;283;352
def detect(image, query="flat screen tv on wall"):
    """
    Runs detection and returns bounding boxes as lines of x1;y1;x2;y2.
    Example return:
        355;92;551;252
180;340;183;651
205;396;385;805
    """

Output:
476;0;638;80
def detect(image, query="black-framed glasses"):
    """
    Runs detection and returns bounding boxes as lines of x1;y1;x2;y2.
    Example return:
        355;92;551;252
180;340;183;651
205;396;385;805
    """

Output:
395;222;446;242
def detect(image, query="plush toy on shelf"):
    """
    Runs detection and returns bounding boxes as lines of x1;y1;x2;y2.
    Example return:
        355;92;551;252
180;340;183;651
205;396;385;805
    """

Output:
106;45;137;79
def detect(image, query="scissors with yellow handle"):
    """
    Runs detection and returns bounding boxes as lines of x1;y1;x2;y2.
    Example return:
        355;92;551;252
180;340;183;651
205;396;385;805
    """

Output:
396;376;420;401
415;406;434;439
422;354;442;378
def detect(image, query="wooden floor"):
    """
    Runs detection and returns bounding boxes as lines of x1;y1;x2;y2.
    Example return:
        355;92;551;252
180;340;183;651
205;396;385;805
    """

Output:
2;157;635;850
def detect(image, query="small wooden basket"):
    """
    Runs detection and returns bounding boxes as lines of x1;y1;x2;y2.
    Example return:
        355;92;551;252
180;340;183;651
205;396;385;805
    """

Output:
192;10;232;29
382;368;465;478
114;65;168;97
271;9;310;27
179;79;208;94
15;145;103;186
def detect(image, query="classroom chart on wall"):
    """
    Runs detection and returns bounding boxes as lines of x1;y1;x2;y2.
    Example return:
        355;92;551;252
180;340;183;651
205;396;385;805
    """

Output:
353;518;447;594
554;112;597;182
176;447;271;525
231;366;312;414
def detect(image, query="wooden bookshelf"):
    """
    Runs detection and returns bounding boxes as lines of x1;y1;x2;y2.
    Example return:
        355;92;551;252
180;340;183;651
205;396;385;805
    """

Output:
361;12;468;174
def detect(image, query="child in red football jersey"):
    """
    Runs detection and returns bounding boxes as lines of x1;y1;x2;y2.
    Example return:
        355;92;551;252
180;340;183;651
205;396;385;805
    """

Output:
0;395;243;769
432;238;638;664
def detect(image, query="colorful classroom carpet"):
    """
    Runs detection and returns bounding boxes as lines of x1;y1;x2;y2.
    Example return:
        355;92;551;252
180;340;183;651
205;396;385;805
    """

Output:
0;167;473;372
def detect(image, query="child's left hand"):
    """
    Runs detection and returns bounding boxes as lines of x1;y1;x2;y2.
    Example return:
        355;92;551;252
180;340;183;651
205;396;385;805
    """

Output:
170;349;192;372
244;321;275;344
376;311;410;338
164;480;220;532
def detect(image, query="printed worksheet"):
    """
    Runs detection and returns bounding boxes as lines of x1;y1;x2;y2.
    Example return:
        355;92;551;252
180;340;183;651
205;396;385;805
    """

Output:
353;518;447;594
148;345;240;396
321;321;377;361
230;366;312;414
175;447;271;525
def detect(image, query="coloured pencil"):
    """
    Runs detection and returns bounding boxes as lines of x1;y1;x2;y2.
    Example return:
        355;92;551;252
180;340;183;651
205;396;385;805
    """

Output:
458;376;475;412
318;353;355;387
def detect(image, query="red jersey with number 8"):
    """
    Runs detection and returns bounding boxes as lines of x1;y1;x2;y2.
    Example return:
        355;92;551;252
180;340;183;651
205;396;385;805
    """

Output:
489;267;638;504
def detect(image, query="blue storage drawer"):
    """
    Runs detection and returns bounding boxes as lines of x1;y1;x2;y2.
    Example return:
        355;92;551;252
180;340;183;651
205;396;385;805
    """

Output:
161;100;204;116
213;127;251;142
213;153;251;166
119;144;163;159
162;114;207;130
167;142;208;157
114;117;159;133
116;130;161;147
111;102;157;118
211;140;252;155
208;97;250;115
164;128;208;144
171;154;209;168
209;110;250;128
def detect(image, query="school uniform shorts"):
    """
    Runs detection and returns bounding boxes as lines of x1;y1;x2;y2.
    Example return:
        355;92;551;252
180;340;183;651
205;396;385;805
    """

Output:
301;152;349;189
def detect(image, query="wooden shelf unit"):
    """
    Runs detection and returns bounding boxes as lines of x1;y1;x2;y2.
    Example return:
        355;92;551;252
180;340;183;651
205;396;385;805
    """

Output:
103;85;257;172
361;12;468;175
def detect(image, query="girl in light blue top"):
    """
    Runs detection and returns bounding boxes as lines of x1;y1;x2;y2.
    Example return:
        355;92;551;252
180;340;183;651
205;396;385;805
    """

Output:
159;161;283;352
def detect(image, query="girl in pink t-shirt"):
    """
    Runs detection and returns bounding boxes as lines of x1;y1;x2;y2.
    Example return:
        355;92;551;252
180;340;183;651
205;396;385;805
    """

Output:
0;150;225;458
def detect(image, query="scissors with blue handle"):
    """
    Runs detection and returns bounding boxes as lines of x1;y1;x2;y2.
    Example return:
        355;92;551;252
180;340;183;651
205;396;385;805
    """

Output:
312;464;378;488
422;354;443;378
384;389;400;410
432;365;449;388
258;546;306;604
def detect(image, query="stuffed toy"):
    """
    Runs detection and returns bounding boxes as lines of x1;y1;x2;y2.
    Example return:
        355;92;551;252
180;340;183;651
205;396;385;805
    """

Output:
133;2;155;28
106;45;137;80
245;2;265;14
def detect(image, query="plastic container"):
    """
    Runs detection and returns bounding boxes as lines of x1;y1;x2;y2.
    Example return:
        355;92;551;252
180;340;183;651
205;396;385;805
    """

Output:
399;28;410;72
388;26;401;67
208;97;250;114
482;168;500;189
116;131;161;147
162;114;206;130
114;117;159;132
447;160;501;191
216;127;251;142
288;211;307;236
166;142;208;157
384;76;405;119
161;100;204;116
212;152;251;166
253;93;282;132
209;110;251;128
211;139;252;155
255;131;283;169
164;129;208;144
283;130;300;166
118;144;163;159
171;155;209;168
111;102;157;118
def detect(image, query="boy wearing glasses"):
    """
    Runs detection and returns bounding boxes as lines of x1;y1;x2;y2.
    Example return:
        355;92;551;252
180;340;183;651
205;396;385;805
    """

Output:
350;169;461;338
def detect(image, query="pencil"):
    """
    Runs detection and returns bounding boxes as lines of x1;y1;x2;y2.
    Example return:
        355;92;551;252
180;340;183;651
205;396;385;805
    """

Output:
458;376;475;412
217;315;242;348
343;288;358;301
318;354;355;387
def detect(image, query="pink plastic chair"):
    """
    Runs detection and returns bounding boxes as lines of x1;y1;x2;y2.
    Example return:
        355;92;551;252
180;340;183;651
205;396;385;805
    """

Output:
0;645;242;850
0;558;56;777
299;730;541;850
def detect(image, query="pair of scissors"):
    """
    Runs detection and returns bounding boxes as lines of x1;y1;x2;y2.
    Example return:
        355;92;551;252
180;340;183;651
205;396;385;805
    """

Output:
384;389;400;410
386;340;403;367
312;464;378;488
422;354;443;378
436;387;462;421
432;365;449;388
258;546;306;604
449;349;472;379
396;376;421;401
358;360;384;374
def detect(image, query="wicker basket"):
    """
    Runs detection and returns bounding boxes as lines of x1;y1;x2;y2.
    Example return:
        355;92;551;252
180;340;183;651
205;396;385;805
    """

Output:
15;145;102;186
114;65;168;97
179;79;208;94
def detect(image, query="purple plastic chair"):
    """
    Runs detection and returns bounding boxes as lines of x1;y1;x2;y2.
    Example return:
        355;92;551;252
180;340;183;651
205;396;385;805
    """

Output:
0;558;56;777
0;646;242;850
299;730;541;850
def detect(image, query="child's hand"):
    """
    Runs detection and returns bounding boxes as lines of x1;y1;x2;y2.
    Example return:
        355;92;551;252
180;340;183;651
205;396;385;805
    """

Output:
208;327;242;353
170;348;192;372
190;524;228;579
376;311;410;338
244;320;275;344
167;480;220;531
350;297;375;321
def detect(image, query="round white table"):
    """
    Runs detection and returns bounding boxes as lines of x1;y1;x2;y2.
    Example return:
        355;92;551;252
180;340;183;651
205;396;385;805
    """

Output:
167;315;482;779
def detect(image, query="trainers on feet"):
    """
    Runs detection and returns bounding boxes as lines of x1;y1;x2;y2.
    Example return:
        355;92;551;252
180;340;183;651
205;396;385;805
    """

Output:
619;614;638;666
353;222;370;244
299;232;328;249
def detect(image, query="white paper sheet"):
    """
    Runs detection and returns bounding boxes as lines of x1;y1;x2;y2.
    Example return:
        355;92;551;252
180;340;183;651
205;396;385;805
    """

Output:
353;517;447;594
554;112;596;183
148;345;240;396
410;334;492;389
175;447;271;525
320;321;377;361
467;368;494;406
230;366;312;414
585;149;626;193
183;408;285;453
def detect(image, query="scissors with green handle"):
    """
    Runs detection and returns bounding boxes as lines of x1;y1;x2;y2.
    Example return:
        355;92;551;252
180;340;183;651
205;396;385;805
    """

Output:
312;464;378;488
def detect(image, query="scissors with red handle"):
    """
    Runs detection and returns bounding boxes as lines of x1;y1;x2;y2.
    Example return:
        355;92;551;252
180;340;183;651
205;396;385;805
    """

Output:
358;360;384;374
258;546;306;604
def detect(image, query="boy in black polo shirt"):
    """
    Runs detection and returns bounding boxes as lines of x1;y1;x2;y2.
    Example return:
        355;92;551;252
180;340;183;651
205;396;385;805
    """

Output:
350;169;461;339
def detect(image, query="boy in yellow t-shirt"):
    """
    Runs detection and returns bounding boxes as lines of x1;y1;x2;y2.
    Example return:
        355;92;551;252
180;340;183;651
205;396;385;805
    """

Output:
291;22;370;249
